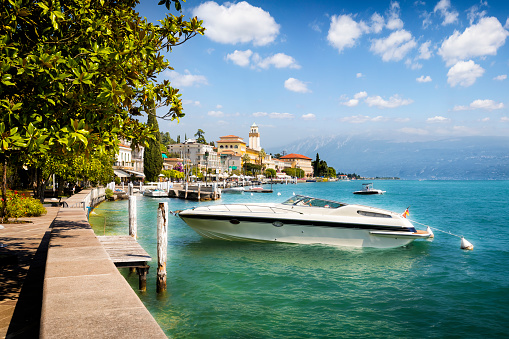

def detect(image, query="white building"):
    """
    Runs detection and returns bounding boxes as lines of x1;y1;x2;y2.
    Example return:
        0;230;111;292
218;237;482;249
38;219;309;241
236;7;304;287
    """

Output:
167;139;220;172
248;123;261;151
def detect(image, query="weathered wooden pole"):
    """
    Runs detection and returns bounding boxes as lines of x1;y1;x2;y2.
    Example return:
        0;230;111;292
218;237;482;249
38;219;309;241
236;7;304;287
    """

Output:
128;194;137;240
157;202;168;293
197;183;201;201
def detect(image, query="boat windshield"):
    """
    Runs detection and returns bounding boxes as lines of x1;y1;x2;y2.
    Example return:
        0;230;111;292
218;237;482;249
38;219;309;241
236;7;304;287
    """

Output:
282;195;345;209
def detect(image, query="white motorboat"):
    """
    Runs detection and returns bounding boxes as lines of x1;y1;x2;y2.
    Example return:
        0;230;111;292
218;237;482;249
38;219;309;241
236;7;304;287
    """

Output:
143;189;167;197
179;195;431;248
353;183;386;195
221;187;245;194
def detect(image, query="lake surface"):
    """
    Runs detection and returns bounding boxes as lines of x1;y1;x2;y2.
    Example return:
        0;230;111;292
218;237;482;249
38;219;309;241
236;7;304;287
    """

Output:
89;180;509;338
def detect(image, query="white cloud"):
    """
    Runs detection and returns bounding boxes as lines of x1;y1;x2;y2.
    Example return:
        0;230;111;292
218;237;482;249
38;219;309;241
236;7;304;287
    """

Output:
501;117;509;122
340;115;371;123
386;1;404;30
269;112;294;119
467;1;487;25
327;14;367;53
164;70;208;87
257;53;300;69
453;99;504;111
493;74;507;81
481;117;490;122
226;50;300;69
341;91;367;107
216;104;223;109
434;0;458;26
370;29;417;62
438;17;509;66
226;49;253;67
418;40;433;60
208;110;224;117
193;1;280;46
416;75;432;83
365;94;413;108
284;78;311;93
470;99;505;110
406;58;422;70
447;60;485;87
370;13;385;33
356;72;364;78
302;114;316;120
427;116;450;123
253;112;268;117
400;127;429;135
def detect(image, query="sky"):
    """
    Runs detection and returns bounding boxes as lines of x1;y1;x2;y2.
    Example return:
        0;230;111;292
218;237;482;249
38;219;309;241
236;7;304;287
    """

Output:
137;0;509;149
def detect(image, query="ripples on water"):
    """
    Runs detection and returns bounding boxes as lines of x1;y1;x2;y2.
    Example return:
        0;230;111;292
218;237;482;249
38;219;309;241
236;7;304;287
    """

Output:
89;181;509;338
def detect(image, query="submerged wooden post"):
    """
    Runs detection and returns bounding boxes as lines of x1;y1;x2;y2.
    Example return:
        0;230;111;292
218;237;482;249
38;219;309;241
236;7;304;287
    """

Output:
129;195;137;240
157;202;168;293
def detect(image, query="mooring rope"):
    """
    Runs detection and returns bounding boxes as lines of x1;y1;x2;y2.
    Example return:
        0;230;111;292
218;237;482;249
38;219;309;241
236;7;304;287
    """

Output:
408;218;463;238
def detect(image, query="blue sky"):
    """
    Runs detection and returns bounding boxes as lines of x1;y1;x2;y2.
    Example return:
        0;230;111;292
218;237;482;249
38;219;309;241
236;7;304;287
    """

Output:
137;0;509;149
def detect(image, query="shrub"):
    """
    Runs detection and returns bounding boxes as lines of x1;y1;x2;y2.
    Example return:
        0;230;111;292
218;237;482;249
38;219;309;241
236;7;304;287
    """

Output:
105;188;114;199
0;190;47;220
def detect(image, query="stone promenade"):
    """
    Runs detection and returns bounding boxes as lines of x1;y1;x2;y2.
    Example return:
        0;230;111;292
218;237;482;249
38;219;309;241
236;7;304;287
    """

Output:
0;191;166;338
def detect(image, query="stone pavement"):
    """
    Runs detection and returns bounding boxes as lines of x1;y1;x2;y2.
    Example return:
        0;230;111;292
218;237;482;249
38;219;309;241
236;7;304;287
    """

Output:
0;207;59;338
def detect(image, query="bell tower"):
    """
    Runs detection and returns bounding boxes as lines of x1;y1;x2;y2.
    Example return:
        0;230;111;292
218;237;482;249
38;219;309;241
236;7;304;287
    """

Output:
248;123;261;151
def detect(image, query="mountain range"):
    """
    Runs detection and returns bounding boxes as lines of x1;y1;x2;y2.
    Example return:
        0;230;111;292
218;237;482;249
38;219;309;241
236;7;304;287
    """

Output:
268;136;509;180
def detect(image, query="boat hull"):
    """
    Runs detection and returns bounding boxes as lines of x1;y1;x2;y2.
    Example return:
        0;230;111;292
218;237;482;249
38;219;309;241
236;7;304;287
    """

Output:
179;214;422;248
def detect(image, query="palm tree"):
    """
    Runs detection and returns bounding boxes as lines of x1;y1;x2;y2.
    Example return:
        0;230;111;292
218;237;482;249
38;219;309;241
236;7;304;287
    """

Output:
258;149;266;176
242;153;250;175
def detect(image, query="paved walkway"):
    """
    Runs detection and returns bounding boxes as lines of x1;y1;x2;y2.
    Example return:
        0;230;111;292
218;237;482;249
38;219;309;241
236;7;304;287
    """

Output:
0;207;59;338
1;191;167;338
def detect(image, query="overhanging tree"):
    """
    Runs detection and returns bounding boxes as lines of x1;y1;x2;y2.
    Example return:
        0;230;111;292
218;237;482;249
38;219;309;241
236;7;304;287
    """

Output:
0;0;204;220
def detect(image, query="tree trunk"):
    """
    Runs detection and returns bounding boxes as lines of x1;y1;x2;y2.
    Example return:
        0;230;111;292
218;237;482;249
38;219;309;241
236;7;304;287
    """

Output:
1;156;8;223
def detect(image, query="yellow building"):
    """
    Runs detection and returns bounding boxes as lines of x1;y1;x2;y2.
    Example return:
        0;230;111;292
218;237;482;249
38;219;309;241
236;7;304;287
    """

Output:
217;135;246;154
279;153;314;177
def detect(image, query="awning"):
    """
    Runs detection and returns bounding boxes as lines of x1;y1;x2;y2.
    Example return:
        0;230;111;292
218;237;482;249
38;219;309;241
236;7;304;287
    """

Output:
114;169;130;178
125;170;146;178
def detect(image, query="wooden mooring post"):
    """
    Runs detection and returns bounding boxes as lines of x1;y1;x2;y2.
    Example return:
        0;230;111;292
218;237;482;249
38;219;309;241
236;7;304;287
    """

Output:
128;185;137;240
157;202;168;293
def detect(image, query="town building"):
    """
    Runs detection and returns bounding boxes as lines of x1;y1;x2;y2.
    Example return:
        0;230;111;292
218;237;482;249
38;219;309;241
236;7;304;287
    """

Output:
114;141;145;180
248;123;261;151
167;139;220;173
279;153;314;177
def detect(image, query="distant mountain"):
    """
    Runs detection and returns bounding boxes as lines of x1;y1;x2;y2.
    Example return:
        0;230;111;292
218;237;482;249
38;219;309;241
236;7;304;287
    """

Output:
267;136;509;180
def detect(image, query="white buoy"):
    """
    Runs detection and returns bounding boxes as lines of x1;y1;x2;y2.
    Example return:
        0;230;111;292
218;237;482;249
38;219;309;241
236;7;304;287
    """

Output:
460;237;474;250
251;193;253;196
277;192;281;196
293;192;295;195
427;226;434;238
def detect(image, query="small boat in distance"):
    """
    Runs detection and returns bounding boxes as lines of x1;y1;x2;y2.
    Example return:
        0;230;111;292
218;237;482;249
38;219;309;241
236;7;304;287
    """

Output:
221;187;245;194
179;194;432;249
353;183;386;195
143;189;167;197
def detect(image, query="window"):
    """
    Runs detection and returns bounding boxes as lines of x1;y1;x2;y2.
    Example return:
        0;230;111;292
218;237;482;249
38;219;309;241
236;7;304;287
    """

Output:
234;145;238;149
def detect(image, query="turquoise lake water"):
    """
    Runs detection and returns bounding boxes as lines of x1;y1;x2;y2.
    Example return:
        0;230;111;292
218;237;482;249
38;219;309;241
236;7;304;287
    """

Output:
89;181;509;338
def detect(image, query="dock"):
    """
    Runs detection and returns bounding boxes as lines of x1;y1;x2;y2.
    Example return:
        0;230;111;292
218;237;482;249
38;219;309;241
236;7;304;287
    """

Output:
98;236;151;290
40;190;166;338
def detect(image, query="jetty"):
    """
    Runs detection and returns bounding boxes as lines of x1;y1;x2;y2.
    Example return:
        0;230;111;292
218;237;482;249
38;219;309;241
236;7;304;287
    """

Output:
97;235;151;290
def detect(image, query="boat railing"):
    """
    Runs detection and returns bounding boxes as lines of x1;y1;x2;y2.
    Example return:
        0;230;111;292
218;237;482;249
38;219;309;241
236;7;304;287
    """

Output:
203;204;305;215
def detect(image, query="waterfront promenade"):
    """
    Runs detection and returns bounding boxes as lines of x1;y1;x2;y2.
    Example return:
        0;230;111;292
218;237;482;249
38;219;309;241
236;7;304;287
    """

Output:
0;190;166;338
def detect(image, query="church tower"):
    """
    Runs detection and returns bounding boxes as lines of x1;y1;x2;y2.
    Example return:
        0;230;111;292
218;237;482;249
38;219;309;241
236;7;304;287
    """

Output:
248;123;261;151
